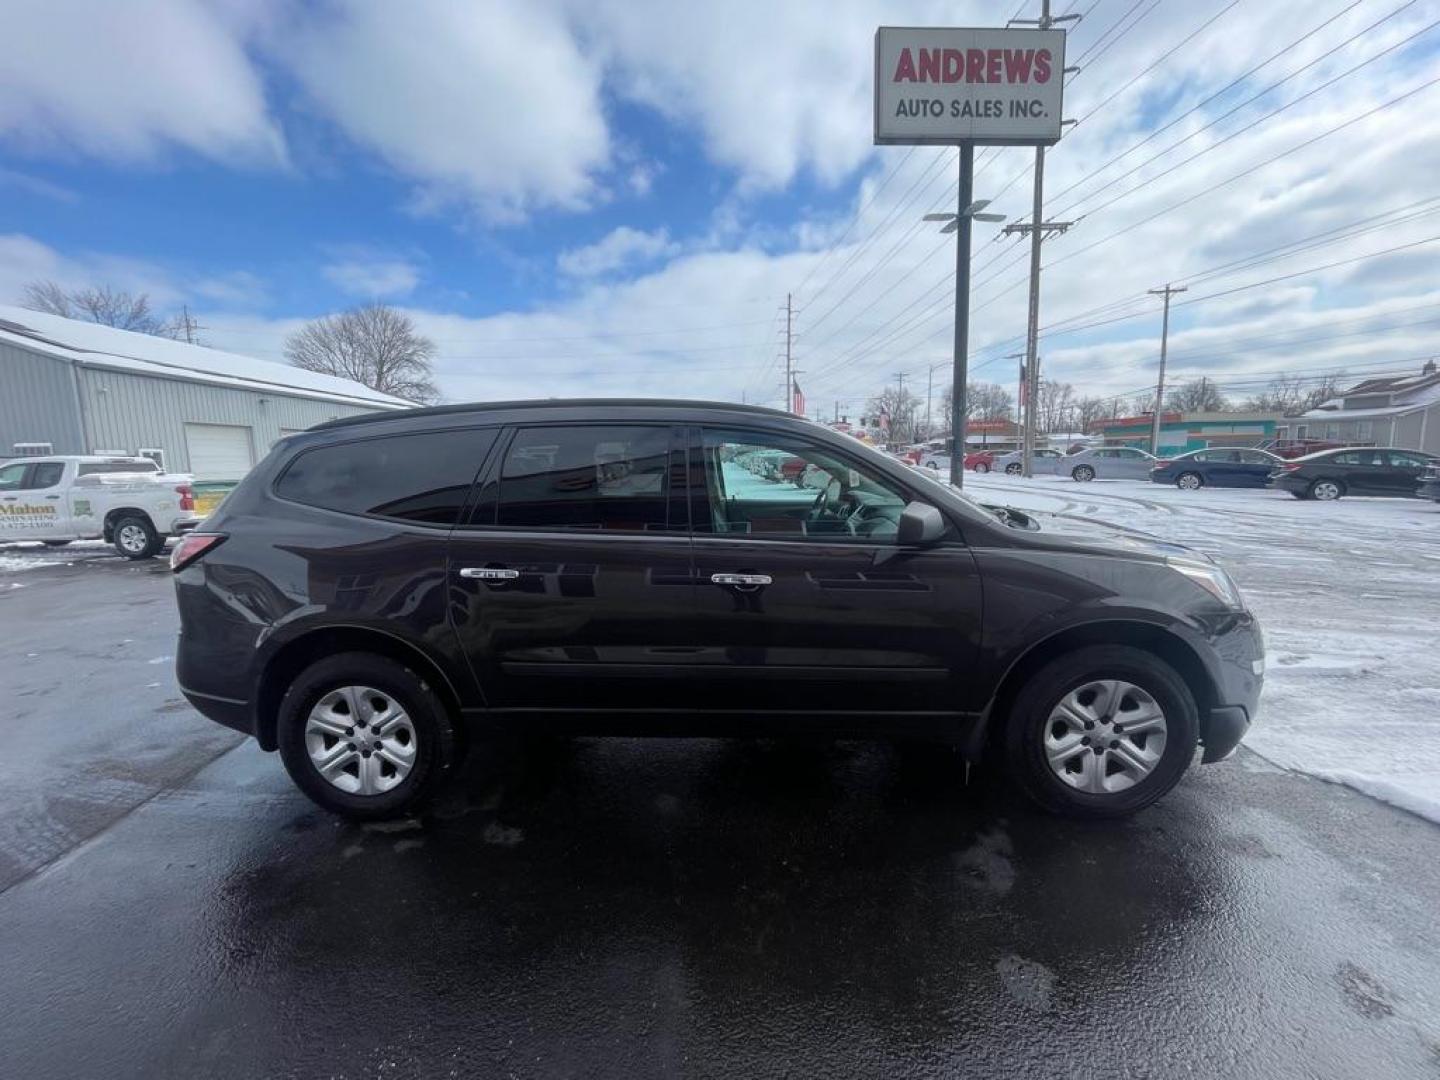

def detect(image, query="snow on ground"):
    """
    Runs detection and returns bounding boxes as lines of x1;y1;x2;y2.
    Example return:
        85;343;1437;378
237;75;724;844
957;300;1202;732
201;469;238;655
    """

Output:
968;474;1440;825
0;541;113;573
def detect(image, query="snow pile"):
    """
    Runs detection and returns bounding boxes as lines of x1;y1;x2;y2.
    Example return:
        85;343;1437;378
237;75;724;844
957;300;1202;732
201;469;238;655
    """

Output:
970;474;1440;826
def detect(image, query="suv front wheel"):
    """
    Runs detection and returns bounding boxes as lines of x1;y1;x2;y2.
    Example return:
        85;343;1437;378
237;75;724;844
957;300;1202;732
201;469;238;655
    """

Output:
1004;645;1199;817
277;652;458;819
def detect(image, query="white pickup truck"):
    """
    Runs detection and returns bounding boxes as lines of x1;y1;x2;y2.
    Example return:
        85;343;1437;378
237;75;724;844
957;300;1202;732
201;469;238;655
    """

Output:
0;456;205;559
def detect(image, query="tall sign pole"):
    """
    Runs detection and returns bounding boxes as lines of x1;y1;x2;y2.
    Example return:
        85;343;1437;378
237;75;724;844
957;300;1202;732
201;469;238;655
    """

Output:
874;19;1068;484
950;144;974;489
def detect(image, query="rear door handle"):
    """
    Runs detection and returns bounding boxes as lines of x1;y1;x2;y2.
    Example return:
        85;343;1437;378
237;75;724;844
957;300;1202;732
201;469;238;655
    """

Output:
459;567;520;580
710;572;772;591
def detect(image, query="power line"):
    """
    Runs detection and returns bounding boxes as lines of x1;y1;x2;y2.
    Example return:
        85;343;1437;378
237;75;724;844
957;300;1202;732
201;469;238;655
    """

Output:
1046;73;1440;270
1044;0;1367;208
1054;5;1438;222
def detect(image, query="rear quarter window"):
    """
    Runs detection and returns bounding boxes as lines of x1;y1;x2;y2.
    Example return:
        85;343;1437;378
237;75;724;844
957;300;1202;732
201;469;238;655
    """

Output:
275;428;497;525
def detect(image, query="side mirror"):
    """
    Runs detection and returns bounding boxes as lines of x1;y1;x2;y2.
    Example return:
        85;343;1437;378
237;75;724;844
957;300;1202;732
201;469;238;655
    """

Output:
897;501;946;546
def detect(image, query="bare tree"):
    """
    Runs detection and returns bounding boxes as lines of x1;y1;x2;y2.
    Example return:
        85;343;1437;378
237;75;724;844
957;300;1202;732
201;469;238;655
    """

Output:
285;304;440;404
1074;395;1110;433
1036;379;1076;433
21;279;179;337
939;381;1014;429
866;383;923;445
1243;372;1346;415
1164;377;1228;413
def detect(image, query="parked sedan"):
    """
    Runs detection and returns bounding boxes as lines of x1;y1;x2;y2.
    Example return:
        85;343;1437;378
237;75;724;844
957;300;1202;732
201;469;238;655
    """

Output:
1268;447;1439;500
1056;446;1162;481
1151;448;1282;490
990;448;1063;475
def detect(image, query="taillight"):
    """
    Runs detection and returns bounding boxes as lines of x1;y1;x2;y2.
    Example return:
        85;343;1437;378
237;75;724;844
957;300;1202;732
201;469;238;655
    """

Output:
170;532;225;572
175;484;195;511
1282;462;1302;472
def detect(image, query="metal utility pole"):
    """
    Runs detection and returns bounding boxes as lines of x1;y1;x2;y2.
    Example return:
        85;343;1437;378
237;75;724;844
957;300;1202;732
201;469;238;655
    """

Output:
1148;283;1187;455
922;149;1004;487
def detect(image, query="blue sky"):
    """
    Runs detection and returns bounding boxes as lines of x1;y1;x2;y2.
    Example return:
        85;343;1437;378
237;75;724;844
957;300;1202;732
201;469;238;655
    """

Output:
3;0;1439;411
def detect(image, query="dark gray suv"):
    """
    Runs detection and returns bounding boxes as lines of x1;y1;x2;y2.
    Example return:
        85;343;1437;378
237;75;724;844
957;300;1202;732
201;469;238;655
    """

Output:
171;399;1263;820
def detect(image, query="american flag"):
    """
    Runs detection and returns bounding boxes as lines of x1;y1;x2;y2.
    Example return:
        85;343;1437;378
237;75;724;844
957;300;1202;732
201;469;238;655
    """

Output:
792;378;805;416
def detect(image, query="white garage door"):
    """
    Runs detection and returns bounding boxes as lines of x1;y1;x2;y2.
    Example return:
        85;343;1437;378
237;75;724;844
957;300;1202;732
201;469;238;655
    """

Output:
184;423;255;481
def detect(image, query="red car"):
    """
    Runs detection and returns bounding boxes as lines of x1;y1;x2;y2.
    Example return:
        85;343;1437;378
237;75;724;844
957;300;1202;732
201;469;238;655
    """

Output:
965;450;996;472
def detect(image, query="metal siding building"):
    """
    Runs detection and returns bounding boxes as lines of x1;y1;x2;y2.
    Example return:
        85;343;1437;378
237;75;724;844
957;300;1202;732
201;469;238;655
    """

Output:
0;306;412;480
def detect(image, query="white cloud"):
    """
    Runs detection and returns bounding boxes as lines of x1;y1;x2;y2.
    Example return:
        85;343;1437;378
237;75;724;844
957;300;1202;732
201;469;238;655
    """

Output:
278;0;610;222
0;0;283;166
321;251;422;298
558;227;680;278
0;167;78;202
0;234;181;310
567;0;966;191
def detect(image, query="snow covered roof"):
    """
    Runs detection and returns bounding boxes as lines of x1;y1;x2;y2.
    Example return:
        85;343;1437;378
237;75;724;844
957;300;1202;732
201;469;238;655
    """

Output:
0;305;413;410
1304;379;1440;419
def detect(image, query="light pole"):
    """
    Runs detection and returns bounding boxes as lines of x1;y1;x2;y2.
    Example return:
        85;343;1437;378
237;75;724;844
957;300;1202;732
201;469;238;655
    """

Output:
923;165;1005;489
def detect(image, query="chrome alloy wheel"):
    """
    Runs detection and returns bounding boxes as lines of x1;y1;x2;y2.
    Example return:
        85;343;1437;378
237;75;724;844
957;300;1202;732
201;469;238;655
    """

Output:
1312;480;1341;501
116;523;149;554
1043;679;1168;794
304;686;417;795
1177;472;1202;490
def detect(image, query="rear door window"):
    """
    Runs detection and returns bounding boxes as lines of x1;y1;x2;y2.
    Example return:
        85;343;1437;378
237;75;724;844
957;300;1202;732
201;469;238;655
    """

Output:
29;463;65;489
276;428;497;525
1387;451;1430;469
494;425;674;532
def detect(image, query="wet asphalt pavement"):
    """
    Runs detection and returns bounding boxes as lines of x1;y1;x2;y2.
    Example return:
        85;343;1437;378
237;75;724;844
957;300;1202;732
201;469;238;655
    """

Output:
2;552;1439;1079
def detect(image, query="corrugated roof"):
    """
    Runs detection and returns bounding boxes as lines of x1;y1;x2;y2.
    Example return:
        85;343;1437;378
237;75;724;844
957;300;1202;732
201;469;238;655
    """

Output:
0;305;414;410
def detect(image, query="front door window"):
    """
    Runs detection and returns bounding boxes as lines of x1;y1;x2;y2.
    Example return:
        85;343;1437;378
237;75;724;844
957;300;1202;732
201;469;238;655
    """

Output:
699;430;911;542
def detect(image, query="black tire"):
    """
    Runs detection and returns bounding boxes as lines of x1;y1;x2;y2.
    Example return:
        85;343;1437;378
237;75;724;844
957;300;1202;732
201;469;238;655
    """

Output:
1175;472;1203;491
1003;645;1199;818
974;462;991;474
111;514;161;559
1308;478;1343;501
42;540;73;548
1005;463;1022;476
276;652;459;820
1072;465;1095;482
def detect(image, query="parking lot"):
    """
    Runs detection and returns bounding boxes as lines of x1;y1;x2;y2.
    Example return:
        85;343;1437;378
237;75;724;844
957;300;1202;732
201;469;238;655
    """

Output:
2;478;1440;1078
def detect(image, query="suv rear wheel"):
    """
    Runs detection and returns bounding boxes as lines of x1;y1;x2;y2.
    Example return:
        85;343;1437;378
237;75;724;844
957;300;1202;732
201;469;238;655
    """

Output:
276;652;458;820
1004;645;1199;817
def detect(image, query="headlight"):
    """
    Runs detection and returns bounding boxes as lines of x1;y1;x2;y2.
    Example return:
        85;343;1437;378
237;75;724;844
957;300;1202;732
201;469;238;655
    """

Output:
1166;556;1245;609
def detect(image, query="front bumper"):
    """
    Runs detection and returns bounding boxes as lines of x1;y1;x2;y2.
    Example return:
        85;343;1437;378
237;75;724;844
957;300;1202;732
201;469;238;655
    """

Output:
1198;611;1264;762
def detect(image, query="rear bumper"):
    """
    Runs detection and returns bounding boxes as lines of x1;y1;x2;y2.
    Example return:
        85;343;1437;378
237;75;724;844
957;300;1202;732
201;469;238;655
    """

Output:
1268;476;1307;493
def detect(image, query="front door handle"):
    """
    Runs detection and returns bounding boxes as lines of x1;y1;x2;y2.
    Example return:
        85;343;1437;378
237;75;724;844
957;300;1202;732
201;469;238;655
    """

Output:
710;572;772;592
459;567;520;581
45;495;61;500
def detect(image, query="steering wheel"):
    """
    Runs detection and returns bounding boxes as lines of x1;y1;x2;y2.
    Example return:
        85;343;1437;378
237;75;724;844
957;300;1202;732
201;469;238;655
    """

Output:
807;483;833;521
